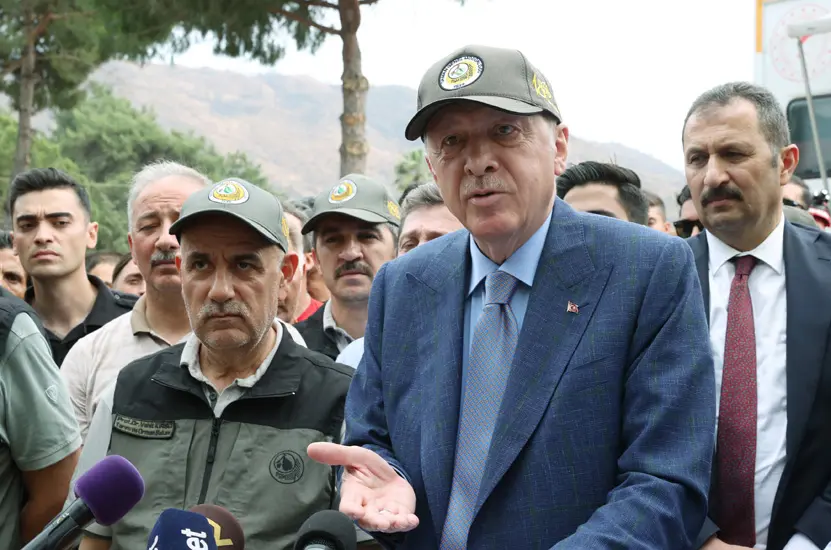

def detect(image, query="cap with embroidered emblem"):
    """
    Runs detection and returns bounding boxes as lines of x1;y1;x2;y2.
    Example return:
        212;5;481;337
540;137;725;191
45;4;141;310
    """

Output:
405;44;562;141
301;174;400;235
169;178;289;252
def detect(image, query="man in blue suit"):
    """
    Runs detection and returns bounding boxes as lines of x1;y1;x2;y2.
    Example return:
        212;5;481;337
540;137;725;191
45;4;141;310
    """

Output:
309;45;716;549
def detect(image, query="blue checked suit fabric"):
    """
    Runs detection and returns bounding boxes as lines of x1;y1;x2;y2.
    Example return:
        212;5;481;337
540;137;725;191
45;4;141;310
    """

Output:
440;270;520;550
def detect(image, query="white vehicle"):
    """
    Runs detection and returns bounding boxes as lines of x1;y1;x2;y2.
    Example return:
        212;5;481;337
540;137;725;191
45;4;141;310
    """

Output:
756;0;831;192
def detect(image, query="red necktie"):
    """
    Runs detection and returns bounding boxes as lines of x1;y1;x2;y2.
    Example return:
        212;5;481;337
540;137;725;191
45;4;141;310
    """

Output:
715;255;758;546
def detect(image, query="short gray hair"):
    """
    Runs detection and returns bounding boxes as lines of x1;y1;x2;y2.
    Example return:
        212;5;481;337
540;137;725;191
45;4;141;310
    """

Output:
127;161;211;230
683;81;790;152
282;201;310;255
400;182;445;229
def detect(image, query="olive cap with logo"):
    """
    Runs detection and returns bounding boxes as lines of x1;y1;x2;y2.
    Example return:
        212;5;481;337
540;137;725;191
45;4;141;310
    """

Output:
169;178;290;252
404;44;562;141
301;174;401;235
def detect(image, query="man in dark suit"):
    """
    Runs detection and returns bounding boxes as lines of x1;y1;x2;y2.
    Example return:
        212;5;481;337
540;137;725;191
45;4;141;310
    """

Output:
309;45;717;549
683;81;831;550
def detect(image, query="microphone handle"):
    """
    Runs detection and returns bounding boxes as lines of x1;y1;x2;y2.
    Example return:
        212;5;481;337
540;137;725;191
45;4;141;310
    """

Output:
21;499;95;550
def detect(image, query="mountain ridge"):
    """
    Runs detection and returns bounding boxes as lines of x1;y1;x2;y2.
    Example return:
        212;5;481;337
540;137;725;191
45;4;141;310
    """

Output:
19;60;686;214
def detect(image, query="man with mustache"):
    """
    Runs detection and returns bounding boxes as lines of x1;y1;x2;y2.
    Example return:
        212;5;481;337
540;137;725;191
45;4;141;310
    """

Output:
295;174;400;360
309;45;715;550
336;182;464;370
59;162;209;438
683;82;831;550
8;168;137;365
73;178;352;550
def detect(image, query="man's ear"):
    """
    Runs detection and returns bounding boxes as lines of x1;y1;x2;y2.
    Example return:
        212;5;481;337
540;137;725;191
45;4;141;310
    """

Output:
779;144;800;186
86;221;99;250
281;252;300;285
425;153;438;183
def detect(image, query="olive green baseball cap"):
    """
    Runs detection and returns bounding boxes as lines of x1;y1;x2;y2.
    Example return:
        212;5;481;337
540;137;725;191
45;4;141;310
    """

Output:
169;178;290;252
301;174;401;235
405;44;562;141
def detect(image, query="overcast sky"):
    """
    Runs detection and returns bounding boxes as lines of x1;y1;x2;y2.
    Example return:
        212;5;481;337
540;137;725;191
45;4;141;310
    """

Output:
167;0;757;170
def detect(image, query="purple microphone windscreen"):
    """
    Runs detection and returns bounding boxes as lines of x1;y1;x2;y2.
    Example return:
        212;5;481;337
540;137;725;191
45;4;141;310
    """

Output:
74;455;145;526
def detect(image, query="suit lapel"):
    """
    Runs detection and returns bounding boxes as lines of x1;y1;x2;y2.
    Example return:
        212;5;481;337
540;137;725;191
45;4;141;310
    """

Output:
687;233;710;319
474;201;613;514
411;231;470;538
685;233;719;502
771;224;831;521
783;223;831;457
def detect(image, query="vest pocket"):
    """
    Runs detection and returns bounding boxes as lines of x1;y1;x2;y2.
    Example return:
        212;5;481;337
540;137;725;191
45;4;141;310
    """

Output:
108;419;199;548
212;424;336;548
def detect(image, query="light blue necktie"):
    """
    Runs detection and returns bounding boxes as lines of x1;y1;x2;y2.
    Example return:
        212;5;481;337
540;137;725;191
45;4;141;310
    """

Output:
440;270;520;550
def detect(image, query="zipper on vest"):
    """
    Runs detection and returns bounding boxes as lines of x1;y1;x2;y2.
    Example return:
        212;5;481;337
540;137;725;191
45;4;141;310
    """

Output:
239;391;296;401
198;417;222;504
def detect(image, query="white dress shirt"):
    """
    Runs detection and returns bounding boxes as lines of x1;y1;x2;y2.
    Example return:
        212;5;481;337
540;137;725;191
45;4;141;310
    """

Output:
336;336;364;369
707;217;816;550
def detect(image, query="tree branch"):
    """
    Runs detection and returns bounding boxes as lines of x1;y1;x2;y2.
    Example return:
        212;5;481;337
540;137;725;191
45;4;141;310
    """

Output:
0;59;22;78
297;0;339;8
358;0;380;4
27;9;97;43
49;10;97;21
270;7;341;35
29;12;54;42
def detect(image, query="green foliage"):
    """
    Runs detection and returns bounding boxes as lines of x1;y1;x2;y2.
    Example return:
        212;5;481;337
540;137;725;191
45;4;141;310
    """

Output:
0;85;270;253
394;148;431;192
0;0;174;113
97;0;332;67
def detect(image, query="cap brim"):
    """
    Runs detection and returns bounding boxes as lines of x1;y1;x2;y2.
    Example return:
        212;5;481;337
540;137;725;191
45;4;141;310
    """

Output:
170;209;287;251
404;96;544;141
301;208;391;235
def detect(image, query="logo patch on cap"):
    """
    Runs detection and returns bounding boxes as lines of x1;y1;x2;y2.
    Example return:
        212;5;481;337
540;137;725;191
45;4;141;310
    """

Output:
532;73;555;108
329;180;357;204
387;200;400;219
209;180;249;204
439;56;484;91
281;216;290;239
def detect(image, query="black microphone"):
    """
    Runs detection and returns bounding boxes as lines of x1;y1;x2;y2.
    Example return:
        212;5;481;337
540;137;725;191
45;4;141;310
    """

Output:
294;510;357;550
22;455;145;550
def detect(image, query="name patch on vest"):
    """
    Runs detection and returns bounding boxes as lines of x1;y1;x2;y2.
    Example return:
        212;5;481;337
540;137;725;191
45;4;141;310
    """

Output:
113;415;175;439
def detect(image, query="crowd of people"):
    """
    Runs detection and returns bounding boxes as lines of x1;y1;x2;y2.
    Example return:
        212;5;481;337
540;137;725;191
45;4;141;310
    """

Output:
1;43;830;550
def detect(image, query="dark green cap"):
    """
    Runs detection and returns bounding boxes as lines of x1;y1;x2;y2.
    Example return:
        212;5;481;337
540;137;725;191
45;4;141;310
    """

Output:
302;174;401;235
169;178;290;252
405;44;562;141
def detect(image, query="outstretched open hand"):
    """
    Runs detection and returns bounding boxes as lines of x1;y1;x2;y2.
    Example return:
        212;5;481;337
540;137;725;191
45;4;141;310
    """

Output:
307;442;419;534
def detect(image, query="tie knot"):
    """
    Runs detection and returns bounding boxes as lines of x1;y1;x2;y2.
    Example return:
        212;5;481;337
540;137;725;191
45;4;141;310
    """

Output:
484;270;518;305
732;255;757;277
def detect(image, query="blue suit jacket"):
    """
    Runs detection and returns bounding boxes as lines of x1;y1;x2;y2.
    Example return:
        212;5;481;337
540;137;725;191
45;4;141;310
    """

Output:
344;200;717;549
